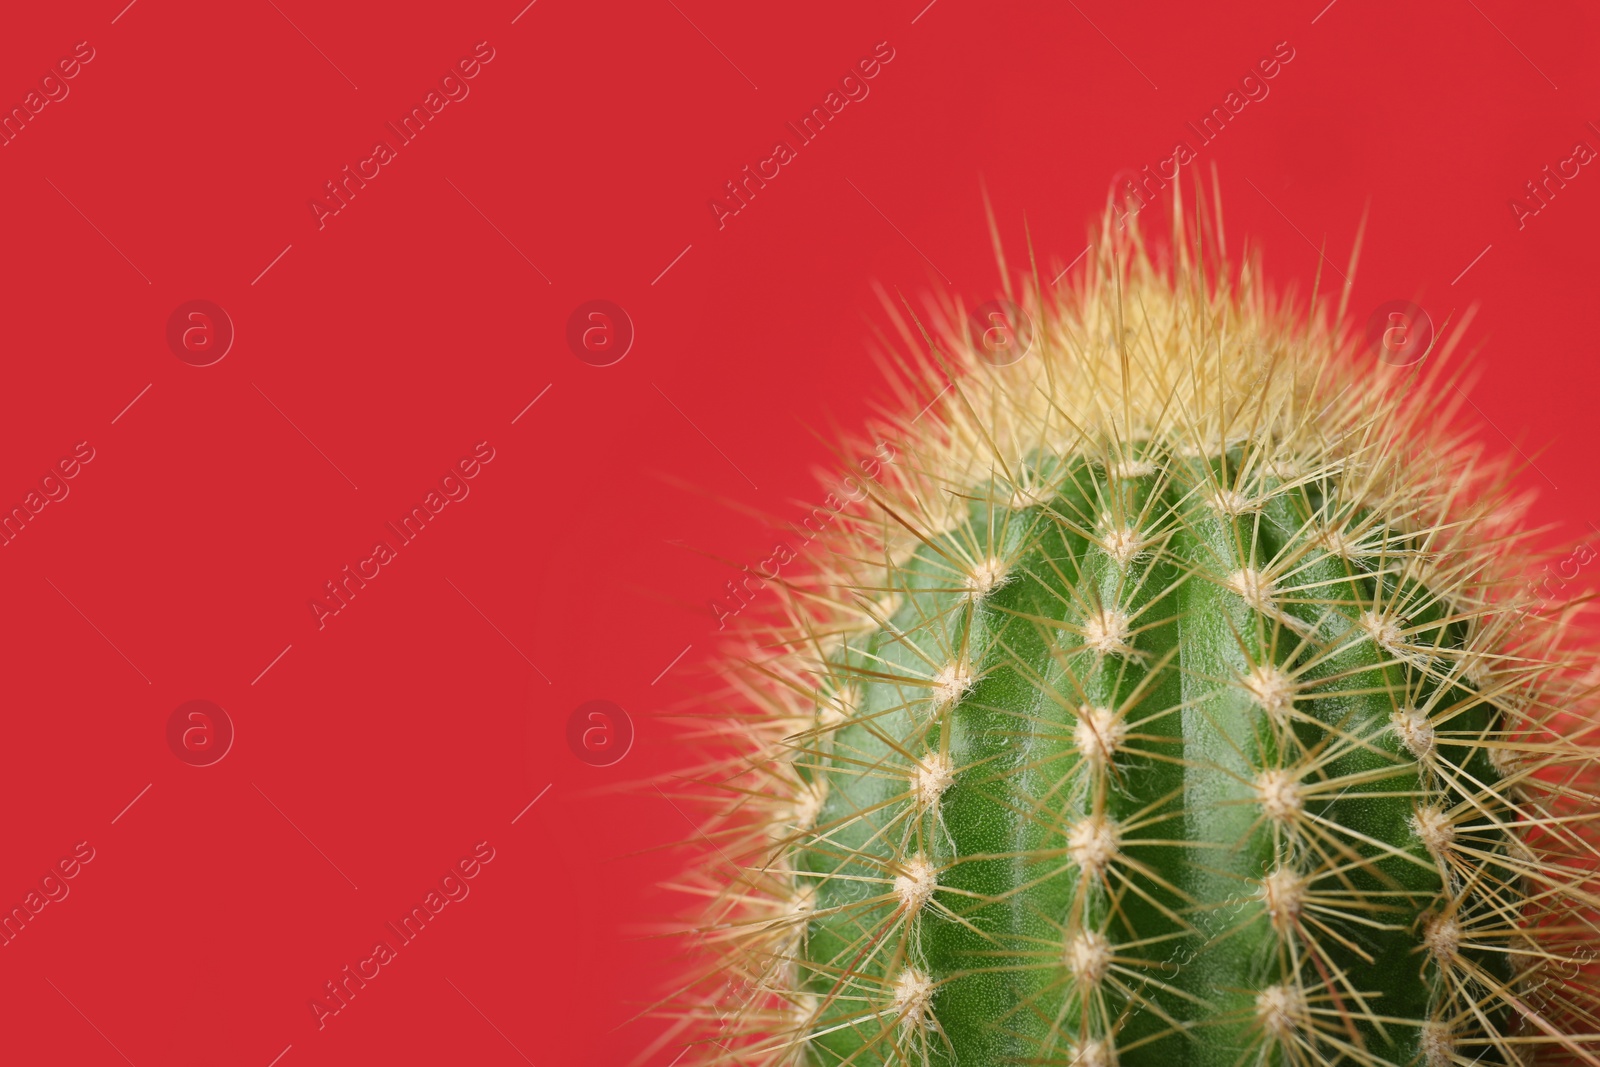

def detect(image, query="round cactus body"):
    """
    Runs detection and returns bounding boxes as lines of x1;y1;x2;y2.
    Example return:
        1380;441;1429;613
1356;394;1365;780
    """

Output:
681;199;1600;1067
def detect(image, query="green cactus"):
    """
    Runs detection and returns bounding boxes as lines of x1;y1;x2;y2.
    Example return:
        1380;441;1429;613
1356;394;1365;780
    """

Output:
679;196;1600;1067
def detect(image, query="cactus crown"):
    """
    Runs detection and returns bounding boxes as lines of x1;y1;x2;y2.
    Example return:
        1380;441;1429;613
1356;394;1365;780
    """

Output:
670;193;1600;1067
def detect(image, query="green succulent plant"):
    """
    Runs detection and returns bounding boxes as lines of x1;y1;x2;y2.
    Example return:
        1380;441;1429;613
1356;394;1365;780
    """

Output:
675;194;1600;1067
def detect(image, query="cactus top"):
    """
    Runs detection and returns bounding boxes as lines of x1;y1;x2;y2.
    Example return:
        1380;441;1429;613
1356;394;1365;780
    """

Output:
681;199;1600;1067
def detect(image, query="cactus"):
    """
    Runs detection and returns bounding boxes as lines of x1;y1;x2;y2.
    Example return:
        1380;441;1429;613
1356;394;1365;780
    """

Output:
674;192;1600;1067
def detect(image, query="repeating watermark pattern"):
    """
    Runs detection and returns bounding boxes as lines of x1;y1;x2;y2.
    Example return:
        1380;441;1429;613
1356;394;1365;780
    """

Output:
1452;127;1600;286
308;841;497;1029
710;541;799;631
1507;128;1596;230
1181;42;1296;144
165;700;235;767
0;442;96;549
1110;40;1297;226
710;440;897;629
708;41;897;230
309;442;497;629
309;42;498;230
1;842;96;948
1365;300;1434;366
4;7;1592;1065
0;41;96;149
1520;542;1596;624
566;699;634;767
165;300;234;366
565;300;634;366
967;299;1036;366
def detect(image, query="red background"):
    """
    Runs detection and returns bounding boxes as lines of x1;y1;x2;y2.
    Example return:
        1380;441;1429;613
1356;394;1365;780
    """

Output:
1;1;1596;1065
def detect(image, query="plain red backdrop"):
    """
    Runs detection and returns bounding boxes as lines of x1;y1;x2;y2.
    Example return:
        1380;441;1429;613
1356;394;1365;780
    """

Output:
1;1;1596;1064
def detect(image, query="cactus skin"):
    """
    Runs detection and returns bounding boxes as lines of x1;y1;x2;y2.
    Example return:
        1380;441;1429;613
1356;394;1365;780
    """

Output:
803;450;1508;1067
680;196;1600;1067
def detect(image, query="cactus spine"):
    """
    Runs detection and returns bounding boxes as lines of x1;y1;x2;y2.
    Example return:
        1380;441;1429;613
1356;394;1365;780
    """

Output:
676;195;1600;1067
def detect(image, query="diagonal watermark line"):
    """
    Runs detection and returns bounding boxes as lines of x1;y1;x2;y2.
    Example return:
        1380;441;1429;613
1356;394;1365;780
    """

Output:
264;0;359;89
512;383;553;424
910;0;940;24
1451;243;1493;285
111;0;139;23
252;383;360;489
445;178;551;283
445;578;552;683
253;782;359;890
1050;244;1092;286
844;178;952;285
265;1045;293;1067
652;244;693;285
1310;0;1339;23
252;644;294;685
252;244;293;285
1243;178;1349;282
111;383;152;425
1461;0;1558;90
45;979;137;1067
445;977;538;1065
1450;384;1557;489
911;381;953;423
1064;0;1158;89
663;0;758;89
111;783;152;825
43;577;151;684
655;781;743;875
45;178;151;284
510;0;539;23
652;382;759;489
651;643;692;685
511;782;552;824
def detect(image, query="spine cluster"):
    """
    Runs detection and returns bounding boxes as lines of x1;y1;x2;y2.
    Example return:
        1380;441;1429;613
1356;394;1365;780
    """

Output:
666;193;1600;1067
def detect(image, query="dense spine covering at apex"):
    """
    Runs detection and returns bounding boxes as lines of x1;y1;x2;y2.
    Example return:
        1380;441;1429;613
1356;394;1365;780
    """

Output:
677;193;1600;1067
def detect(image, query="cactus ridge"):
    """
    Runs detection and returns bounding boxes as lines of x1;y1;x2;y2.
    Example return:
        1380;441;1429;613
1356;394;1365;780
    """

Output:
671;196;1600;1067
